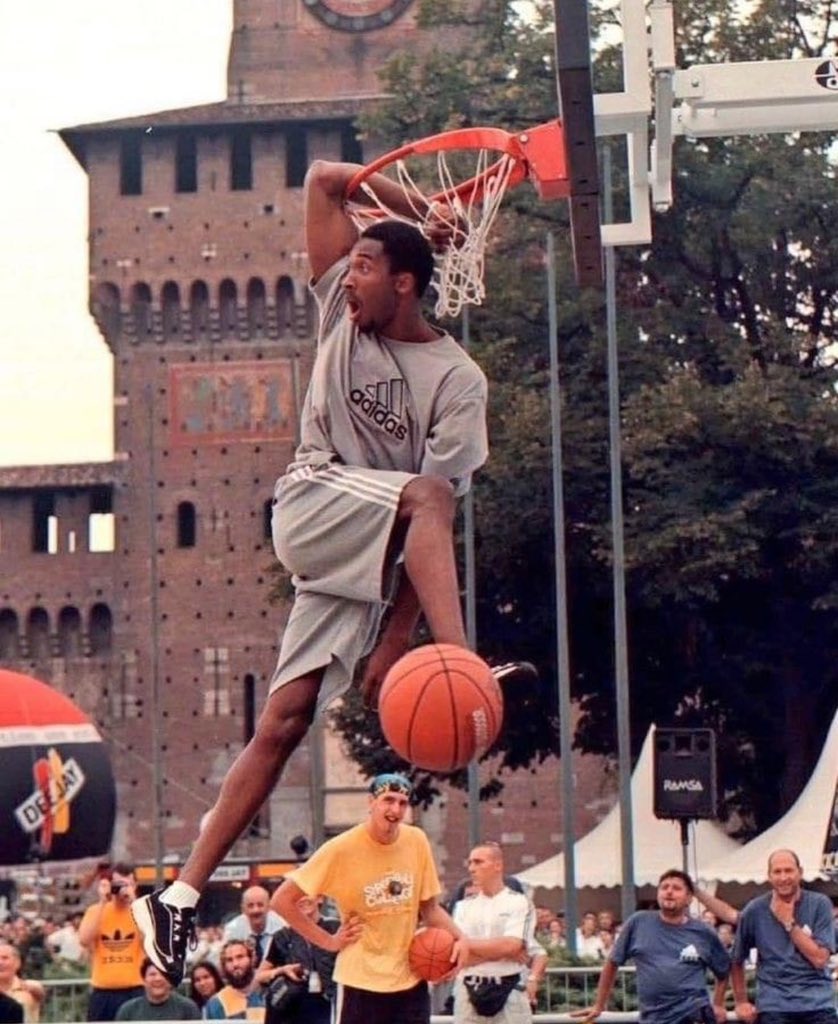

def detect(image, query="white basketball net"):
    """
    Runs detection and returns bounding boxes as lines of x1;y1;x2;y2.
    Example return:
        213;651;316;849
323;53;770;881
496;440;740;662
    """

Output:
348;149;519;319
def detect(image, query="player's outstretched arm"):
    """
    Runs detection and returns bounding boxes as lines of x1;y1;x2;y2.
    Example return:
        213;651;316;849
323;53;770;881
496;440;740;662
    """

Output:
304;161;362;283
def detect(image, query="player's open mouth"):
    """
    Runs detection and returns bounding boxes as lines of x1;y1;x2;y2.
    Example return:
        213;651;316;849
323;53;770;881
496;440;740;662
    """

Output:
347;298;361;321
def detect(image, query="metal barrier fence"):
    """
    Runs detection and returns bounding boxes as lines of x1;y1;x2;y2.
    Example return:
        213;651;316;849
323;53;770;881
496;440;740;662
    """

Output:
40;962;822;1024
541;964;639;1012
40;962;635;1019
41;967;639;1022
36;966;666;1023
42;977;90;1023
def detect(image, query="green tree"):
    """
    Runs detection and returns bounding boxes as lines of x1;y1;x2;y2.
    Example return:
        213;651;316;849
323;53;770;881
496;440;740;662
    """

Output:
329;0;838;832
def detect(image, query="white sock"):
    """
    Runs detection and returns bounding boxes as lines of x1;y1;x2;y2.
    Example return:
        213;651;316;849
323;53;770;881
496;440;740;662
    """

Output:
159;881;200;909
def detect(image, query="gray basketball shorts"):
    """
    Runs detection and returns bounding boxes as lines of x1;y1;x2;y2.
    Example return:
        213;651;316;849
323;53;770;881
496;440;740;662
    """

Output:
268;462;417;716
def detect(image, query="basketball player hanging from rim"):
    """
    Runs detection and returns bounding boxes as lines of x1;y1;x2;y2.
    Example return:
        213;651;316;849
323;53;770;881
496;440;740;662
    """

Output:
132;157;538;984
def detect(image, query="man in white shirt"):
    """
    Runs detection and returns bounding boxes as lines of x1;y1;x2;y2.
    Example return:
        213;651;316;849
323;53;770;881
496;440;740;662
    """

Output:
221;886;284;965
453;843;532;1023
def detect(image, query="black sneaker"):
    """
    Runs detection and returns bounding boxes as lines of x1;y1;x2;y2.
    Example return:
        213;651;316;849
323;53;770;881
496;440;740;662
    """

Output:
131;889;195;986
491;661;539;687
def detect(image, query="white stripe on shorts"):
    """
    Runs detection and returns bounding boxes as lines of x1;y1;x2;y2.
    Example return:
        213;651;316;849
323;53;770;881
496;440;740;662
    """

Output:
307;464;404;509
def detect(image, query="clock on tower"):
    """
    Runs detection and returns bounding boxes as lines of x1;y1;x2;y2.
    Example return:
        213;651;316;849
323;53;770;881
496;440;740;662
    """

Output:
302;0;415;32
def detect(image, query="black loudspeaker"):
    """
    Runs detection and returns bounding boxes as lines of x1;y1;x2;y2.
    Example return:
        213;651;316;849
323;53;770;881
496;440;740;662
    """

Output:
653;728;717;820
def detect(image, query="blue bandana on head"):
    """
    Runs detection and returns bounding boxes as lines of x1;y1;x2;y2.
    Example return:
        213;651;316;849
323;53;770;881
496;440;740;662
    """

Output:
369;772;413;798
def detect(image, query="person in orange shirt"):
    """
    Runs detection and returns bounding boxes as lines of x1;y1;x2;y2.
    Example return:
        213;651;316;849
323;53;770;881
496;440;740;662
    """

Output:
79;864;145;1021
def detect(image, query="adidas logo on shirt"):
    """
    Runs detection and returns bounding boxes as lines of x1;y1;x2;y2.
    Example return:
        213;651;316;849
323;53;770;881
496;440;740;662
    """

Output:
350;380;408;440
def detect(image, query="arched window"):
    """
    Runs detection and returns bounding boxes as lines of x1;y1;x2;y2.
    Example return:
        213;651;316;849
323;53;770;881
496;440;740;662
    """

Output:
89;603;113;655
219;279;238;337
190;280;210;339
0;609;20;660
58;606;83;658
131;282;153;342
26;607;50;661
177;501;196;548
161;281;181;340
275;276;294;338
92;282;121;344
246;277;266;336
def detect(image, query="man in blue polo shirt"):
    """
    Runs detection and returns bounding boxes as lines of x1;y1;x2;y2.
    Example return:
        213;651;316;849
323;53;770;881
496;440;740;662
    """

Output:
731;848;835;1024
575;869;729;1024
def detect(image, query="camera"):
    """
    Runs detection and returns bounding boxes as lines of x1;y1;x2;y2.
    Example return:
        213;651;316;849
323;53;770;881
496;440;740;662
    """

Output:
110;881;126;896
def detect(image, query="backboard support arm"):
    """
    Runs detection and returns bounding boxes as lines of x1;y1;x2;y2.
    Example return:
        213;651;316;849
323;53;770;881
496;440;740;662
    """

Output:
589;0;838;249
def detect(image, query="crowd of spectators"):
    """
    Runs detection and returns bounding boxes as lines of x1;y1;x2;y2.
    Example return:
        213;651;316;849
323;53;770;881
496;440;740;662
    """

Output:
1;859;836;1022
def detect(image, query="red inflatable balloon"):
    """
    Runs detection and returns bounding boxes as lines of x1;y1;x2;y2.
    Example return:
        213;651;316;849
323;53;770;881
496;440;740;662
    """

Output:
0;669;115;864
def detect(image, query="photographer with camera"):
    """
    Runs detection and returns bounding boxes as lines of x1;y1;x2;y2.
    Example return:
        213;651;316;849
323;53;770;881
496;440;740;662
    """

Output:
255;894;337;1024
79;864;144;1022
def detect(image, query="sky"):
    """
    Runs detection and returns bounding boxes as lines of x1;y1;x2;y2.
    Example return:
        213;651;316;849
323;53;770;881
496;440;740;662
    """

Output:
0;1;233;467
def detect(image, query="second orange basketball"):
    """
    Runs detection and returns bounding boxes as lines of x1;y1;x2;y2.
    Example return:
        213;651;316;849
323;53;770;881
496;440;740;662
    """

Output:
378;644;503;772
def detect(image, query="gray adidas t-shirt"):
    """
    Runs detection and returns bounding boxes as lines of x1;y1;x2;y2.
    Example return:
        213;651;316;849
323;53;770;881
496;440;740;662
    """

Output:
289;257;489;496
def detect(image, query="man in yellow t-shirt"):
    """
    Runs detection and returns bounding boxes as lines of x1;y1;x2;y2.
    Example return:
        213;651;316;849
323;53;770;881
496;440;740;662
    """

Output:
273;773;468;1024
79;864;145;1021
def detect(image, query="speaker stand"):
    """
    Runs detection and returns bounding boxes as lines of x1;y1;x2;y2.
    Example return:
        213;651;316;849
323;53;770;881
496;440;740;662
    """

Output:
678;817;692;872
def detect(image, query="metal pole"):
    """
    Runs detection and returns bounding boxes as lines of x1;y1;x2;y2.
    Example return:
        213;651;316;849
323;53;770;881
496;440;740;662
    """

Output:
679;819;690;874
603;146;636;921
146;384;166;884
462;304;481;848
309;722;325;850
546;232;578;952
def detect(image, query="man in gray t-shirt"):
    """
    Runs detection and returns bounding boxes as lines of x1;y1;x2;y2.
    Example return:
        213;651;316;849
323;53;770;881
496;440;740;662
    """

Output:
576;870;729;1024
134;161;536;990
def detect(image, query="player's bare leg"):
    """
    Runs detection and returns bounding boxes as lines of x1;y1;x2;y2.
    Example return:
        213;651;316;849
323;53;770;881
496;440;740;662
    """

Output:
397;475;468;647
132;673;321;983
397;476;538;691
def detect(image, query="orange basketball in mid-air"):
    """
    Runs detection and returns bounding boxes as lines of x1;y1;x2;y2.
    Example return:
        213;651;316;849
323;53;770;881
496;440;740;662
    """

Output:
378;644;503;772
408;926;456;982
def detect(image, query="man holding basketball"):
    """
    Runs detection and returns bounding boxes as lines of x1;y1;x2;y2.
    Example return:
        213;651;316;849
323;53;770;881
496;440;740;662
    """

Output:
272;773;467;1023
133;158;535;985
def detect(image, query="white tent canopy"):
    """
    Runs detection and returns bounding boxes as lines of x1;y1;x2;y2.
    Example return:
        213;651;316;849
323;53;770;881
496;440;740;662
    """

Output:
697;708;838;884
516;726;741;890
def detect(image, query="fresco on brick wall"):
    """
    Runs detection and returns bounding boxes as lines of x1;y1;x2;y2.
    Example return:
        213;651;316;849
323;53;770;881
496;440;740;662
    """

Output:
170;360;296;444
